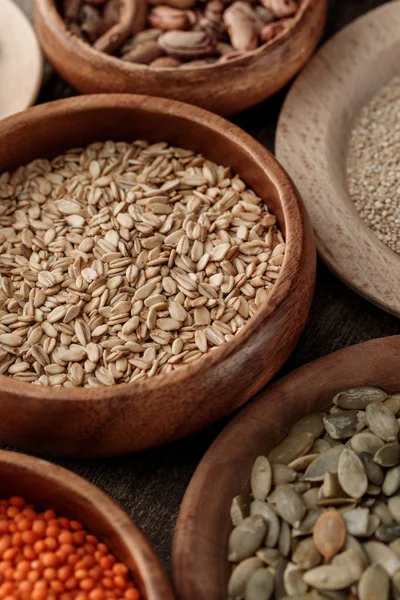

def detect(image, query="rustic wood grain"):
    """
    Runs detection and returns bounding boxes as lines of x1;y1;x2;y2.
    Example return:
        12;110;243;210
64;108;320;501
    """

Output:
173;335;400;599
0;93;315;457
276;1;400;317
34;0;327;115
0;450;174;599
1;0;396;579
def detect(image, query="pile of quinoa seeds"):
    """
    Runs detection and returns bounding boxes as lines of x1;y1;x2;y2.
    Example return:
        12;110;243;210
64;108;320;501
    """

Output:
0;140;284;387
228;386;400;600
347;76;400;254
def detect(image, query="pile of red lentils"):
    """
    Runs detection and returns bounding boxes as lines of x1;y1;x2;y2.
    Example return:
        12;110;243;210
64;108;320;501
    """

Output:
0;496;141;600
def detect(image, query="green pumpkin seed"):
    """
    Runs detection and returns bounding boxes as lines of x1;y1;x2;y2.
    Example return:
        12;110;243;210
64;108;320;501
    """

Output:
292;537;322;570
383;466;400;496
289;413;326;439
256;547;283;568
231;493;251;526
359;451;384;485
268;433;314;465
376;523;400;542
245;568;274;600
228;557;264;599
283;562;308;596
374;443;400;467
274;485;306;527
250;501;280;548
272;464;297;485
304;445;344;481
332;386;387;409
358;563;389;600
366;403;399;442
350;431;384;455
323;411;366;440
337;448;368;499
363;541;400;576
388;496;400;524
251;456;272;501
229;516;267;562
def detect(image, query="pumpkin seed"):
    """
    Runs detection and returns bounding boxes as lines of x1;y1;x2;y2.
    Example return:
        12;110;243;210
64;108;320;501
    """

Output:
245;568;274;600
359;563;389;600
250;501;280;548
388;496;400;524
283;562;308;596
382;394;400;415
302;488;320;509
359;452;385;486
323;411;366;440
322;473;344;499
313;508;346;561
350;431;384;455
376;523;400;542
288;454;320;472
343;534;369;569
337;448;368;499
342;508;369;537
366;514;380;537
272;464;297;485
390;538;400;558
289;413;326;439
331;549;363;581
278;520;291;558
256;547;283;568
332;386;387;410
251;456;272;501
304;445;344;481
363;541;400;576
302;564;356;591
274;486;306;527
292;537;321;570
292;509;323;537
228;556;264;599
374;443;400;467
268;433;314;465
372;500;394;525
366;403;399;442
229;516;267;562
231;493;251;526
383;466;400;496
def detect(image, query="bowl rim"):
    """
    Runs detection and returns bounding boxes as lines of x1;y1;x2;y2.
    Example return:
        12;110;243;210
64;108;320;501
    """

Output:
172;334;400;599
275;0;400;318
0;0;43;119
0;448;174;600
35;0;315;72
0;93;307;402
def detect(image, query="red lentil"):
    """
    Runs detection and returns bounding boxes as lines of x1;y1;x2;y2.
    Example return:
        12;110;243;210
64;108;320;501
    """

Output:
0;497;141;600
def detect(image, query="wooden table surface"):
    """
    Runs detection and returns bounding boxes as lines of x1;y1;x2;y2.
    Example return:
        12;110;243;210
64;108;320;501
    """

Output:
7;0;400;582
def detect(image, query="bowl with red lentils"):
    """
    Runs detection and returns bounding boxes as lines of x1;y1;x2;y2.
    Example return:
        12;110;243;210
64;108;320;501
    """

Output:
0;449;174;600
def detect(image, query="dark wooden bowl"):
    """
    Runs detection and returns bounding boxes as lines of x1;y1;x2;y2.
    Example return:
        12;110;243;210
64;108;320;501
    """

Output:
34;0;327;116
0;94;315;457
172;335;400;600
0;449;174;599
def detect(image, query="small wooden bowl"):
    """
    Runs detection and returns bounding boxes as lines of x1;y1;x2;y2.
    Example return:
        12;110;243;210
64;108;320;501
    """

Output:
34;0;327;116
0;449;174;599
276;1;400;317
0;94;315;457
172;335;400;600
0;0;42;120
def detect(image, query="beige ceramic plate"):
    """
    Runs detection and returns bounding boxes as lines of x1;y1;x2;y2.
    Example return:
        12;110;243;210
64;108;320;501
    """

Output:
0;0;42;120
276;1;400;317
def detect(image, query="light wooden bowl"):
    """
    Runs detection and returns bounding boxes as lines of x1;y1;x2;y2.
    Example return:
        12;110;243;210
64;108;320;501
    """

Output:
0;0;42;120
0;94;315;457
34;0;327;116
276;1;400;317
172;335;400;600
0;449;174;599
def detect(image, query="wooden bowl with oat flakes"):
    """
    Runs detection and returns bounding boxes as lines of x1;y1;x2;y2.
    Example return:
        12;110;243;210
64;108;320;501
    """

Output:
34;0;327;116
172;335;400;600
0;94;315;457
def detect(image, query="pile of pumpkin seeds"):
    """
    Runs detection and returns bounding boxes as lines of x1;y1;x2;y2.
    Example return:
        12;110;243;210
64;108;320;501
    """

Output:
228;386;400;600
